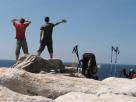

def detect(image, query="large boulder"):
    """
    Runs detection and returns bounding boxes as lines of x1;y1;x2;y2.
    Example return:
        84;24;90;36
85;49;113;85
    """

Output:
0;68;101;99
13;55;65;73
55;92;136;102
0;85;53;102
0;68;136;102
98;77;136;97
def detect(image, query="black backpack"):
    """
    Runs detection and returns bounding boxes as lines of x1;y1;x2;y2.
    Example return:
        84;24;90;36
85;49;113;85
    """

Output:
81;53;98;79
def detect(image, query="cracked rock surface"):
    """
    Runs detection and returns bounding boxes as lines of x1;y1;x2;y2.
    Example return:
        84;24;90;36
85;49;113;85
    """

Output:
0;68;136;102
0;55;136;102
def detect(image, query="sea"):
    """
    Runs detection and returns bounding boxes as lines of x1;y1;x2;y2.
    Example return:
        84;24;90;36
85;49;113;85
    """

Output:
0;60;136;80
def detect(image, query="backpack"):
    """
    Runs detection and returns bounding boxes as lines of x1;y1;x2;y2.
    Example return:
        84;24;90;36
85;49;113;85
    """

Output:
81;53;98;79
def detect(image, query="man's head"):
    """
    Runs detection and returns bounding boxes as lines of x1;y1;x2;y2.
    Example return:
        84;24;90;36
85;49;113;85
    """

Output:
45;16;49;22
20;18;25;24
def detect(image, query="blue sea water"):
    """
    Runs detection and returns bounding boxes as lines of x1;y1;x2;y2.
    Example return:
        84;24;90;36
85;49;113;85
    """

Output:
0;60;136;79
97;63;136;79
0;60;15;67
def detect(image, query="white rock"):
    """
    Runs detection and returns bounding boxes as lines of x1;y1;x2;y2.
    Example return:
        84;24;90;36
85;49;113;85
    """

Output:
55;92;136;102
0;64;136;102
0;85;53;102
97;77;136;97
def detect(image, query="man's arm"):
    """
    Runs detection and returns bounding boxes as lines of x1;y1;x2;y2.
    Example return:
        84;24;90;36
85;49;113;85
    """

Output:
40;30;44;41
24;20;31;25
11;19;20;23
11;19;19;26
23;20;31;27
54;19;67;26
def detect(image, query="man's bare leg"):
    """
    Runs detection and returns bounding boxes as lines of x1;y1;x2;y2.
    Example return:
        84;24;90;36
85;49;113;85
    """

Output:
37;51;41;56
16;55;19;62
49;53;53;59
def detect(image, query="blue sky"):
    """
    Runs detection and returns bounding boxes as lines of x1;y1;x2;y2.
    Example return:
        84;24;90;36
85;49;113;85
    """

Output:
0;0;136;64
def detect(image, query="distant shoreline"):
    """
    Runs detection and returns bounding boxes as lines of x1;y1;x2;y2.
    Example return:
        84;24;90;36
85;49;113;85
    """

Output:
0;59;136;67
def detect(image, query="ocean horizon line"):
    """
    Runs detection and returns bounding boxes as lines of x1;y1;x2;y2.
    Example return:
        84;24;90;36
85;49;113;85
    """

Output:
0;59;136;66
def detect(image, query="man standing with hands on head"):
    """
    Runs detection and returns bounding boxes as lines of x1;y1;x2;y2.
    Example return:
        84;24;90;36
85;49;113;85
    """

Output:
37;16;67;58
12;18;31;62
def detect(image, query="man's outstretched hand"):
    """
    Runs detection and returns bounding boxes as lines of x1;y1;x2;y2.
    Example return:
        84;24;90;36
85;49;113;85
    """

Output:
61;19;67;23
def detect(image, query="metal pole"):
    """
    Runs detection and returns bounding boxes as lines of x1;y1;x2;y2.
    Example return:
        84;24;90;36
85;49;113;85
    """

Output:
110;46;113;77
114;47;118;77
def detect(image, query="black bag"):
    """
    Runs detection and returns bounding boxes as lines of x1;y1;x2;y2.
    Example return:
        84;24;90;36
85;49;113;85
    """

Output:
81;53;98;79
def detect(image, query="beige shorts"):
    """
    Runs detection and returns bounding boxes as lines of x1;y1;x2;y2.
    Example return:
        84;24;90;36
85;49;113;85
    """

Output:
16;39;29;55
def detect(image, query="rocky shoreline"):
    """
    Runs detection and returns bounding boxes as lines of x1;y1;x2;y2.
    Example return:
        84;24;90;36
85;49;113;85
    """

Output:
0;55;136;102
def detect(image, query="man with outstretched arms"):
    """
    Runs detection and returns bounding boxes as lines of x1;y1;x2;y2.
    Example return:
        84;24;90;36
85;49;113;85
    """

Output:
37;16;66;58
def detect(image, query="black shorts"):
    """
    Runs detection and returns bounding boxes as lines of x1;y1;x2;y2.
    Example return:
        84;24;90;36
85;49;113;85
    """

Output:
38;40;53;53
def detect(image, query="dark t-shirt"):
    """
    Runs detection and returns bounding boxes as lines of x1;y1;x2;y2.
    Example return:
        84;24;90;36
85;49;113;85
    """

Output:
40;22;54;42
